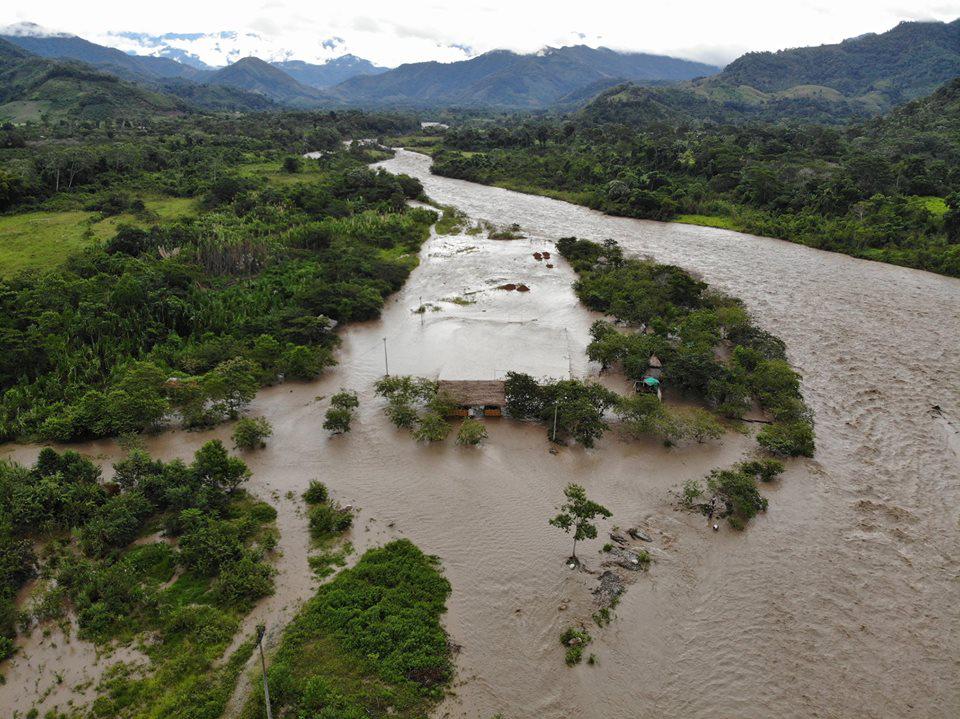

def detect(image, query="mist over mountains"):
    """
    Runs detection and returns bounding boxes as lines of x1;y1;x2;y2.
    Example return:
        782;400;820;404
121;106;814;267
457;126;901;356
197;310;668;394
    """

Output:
0;17;958;119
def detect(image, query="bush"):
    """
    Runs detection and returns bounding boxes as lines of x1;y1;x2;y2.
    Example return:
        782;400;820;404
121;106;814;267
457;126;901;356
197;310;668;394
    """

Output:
232;416;273;450
560;626;592;666
323;406;354;434
757;420;815;457
739;458;785;482
413;412;451;442
303;480;328;505
243;540;451;717
213;553;275;609
456;418;488;445
330;390;359;410
308;503;353;539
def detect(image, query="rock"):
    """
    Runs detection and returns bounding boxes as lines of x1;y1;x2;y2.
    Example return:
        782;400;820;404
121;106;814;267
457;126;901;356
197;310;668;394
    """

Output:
609;530;629;545
593;570;624;609
604;546;647;571
627;527;653;542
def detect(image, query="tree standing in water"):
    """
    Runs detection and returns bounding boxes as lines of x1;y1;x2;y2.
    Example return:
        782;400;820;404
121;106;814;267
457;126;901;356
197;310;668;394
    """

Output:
549;483;612;561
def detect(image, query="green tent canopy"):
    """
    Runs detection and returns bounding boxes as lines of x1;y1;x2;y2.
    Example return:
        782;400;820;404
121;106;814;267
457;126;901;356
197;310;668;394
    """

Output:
642;377;660;387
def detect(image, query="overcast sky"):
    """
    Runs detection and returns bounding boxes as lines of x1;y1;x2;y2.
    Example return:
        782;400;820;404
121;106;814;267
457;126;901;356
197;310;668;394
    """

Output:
2;0;959;67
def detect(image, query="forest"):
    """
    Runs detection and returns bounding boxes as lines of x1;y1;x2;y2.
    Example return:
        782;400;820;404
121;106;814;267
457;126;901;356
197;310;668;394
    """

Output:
429;76;960;277
0;112;435;442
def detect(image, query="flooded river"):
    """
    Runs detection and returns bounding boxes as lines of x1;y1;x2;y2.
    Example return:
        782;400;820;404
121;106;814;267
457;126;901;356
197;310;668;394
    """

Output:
3;149;959;718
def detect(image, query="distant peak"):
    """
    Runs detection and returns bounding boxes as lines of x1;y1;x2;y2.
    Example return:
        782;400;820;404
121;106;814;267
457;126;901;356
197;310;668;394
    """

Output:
0;21;73;38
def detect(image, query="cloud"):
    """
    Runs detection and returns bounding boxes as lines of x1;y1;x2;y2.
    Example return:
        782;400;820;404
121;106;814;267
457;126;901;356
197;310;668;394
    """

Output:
5;0;959;68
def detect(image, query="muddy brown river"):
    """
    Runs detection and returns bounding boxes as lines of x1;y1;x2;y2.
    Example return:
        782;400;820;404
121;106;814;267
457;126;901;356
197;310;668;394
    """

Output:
3;149;959;719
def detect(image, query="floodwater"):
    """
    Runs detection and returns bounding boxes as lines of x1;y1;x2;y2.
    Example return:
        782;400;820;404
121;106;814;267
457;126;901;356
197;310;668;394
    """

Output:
3;148;959;719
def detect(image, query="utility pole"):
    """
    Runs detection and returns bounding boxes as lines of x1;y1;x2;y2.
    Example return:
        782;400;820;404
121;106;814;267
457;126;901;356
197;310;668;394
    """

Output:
383;337;389;376
256;624;273;719
552;402;559;442
419;296;424;326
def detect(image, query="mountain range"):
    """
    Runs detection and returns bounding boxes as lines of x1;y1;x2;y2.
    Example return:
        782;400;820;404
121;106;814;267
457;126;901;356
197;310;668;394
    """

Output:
579;18;960;125
331;46;719;108
0;17;958;120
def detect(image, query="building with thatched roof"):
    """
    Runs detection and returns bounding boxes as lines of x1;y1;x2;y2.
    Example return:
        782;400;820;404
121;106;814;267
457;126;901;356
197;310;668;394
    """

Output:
437;380;507;416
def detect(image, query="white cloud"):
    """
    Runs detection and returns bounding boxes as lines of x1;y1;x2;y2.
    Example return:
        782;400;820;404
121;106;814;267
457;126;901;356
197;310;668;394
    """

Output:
1;0;958;67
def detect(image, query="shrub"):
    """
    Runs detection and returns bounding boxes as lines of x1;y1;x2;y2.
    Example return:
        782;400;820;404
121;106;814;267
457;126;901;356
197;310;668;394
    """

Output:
413;412;450;442
323;406;354;434
232;416;273;450
213;553;275;609
757;420;815;457
739;458;785;482
560;626;592;666
303;480;328;505
456;418;488;445
308;503;353;539
330;390;359;410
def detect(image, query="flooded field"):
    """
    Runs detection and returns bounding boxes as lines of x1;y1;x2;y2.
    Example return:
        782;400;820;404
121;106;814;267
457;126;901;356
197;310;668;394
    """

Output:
3;149;958;719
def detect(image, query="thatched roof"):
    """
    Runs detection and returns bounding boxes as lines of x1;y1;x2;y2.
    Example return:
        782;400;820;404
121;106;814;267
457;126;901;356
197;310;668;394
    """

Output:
438;380;507;407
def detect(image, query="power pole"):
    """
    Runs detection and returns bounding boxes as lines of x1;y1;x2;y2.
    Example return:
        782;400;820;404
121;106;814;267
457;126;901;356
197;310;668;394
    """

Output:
383;337;389;376
552;402;559;442
256;624;273;719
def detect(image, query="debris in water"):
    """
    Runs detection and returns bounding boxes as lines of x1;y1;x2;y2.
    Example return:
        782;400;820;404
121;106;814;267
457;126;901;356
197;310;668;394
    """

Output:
533;252;543;261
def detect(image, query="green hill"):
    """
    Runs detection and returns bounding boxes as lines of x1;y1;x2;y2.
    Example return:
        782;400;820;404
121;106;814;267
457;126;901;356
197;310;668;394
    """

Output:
207;57;334;108
0;41;184;122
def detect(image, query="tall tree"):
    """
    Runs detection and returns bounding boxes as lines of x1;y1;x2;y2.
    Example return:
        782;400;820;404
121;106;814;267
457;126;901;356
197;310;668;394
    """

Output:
549;483;612;560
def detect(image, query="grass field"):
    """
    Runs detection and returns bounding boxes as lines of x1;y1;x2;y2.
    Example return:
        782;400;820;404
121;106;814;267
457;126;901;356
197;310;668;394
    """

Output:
239;158;329;186
0;197;196;277
673;214;745;231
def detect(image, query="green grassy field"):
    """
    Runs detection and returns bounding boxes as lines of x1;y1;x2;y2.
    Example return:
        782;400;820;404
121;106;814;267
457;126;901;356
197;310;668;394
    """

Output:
673;214;745;231
0;197;196;277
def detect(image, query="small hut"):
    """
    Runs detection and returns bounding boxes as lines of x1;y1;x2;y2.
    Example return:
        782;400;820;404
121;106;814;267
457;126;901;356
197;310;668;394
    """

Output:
437;380;507;417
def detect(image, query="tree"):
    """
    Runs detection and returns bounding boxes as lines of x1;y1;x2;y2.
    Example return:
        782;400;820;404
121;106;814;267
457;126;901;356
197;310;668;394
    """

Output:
324;407;354;434
325;390;359;434
202;357;260;419
282;156;302;174
232;416;273;450
674;408;724;444
548;483;612;560
191;440;251;493
413;412;450;442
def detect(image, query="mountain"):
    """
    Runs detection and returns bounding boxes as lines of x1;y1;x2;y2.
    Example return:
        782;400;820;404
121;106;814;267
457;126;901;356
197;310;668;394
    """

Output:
157;78;278;112
332;45;720;108
691;18;960;115
206;57;333;107
865;76;960;148
0;38;184;122
272;55;387;88
0;25;207;82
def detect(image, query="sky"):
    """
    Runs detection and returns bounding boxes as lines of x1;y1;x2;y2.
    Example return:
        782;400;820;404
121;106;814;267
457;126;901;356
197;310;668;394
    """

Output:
1;0;959;68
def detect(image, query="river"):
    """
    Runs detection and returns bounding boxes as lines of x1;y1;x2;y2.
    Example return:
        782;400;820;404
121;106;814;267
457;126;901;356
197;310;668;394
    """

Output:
3;149;958;719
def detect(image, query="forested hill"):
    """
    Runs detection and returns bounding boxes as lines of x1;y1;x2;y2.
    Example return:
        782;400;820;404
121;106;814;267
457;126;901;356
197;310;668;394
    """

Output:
205;57;334;108
332;46;720;108
0;40;185;121
574;19;960;124
717;19;960;105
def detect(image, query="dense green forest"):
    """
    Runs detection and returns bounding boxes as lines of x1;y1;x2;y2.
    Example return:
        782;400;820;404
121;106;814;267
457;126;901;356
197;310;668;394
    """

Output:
428;76;960;277
0;111;434;442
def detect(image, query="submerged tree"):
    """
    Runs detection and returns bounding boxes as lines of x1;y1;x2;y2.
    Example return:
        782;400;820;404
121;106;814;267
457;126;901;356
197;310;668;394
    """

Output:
549;483;612;560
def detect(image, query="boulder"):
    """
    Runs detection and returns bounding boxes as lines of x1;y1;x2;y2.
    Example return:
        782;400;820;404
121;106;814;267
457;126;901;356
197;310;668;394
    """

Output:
604;546;646;571
609;530;629;545
627;527;653;542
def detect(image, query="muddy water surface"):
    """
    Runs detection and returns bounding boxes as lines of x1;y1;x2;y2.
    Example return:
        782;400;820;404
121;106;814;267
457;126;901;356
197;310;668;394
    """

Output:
3;149;958;719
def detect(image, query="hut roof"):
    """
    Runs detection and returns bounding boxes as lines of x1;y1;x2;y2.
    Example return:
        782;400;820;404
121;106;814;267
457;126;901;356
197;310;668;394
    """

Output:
438;380;507;407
